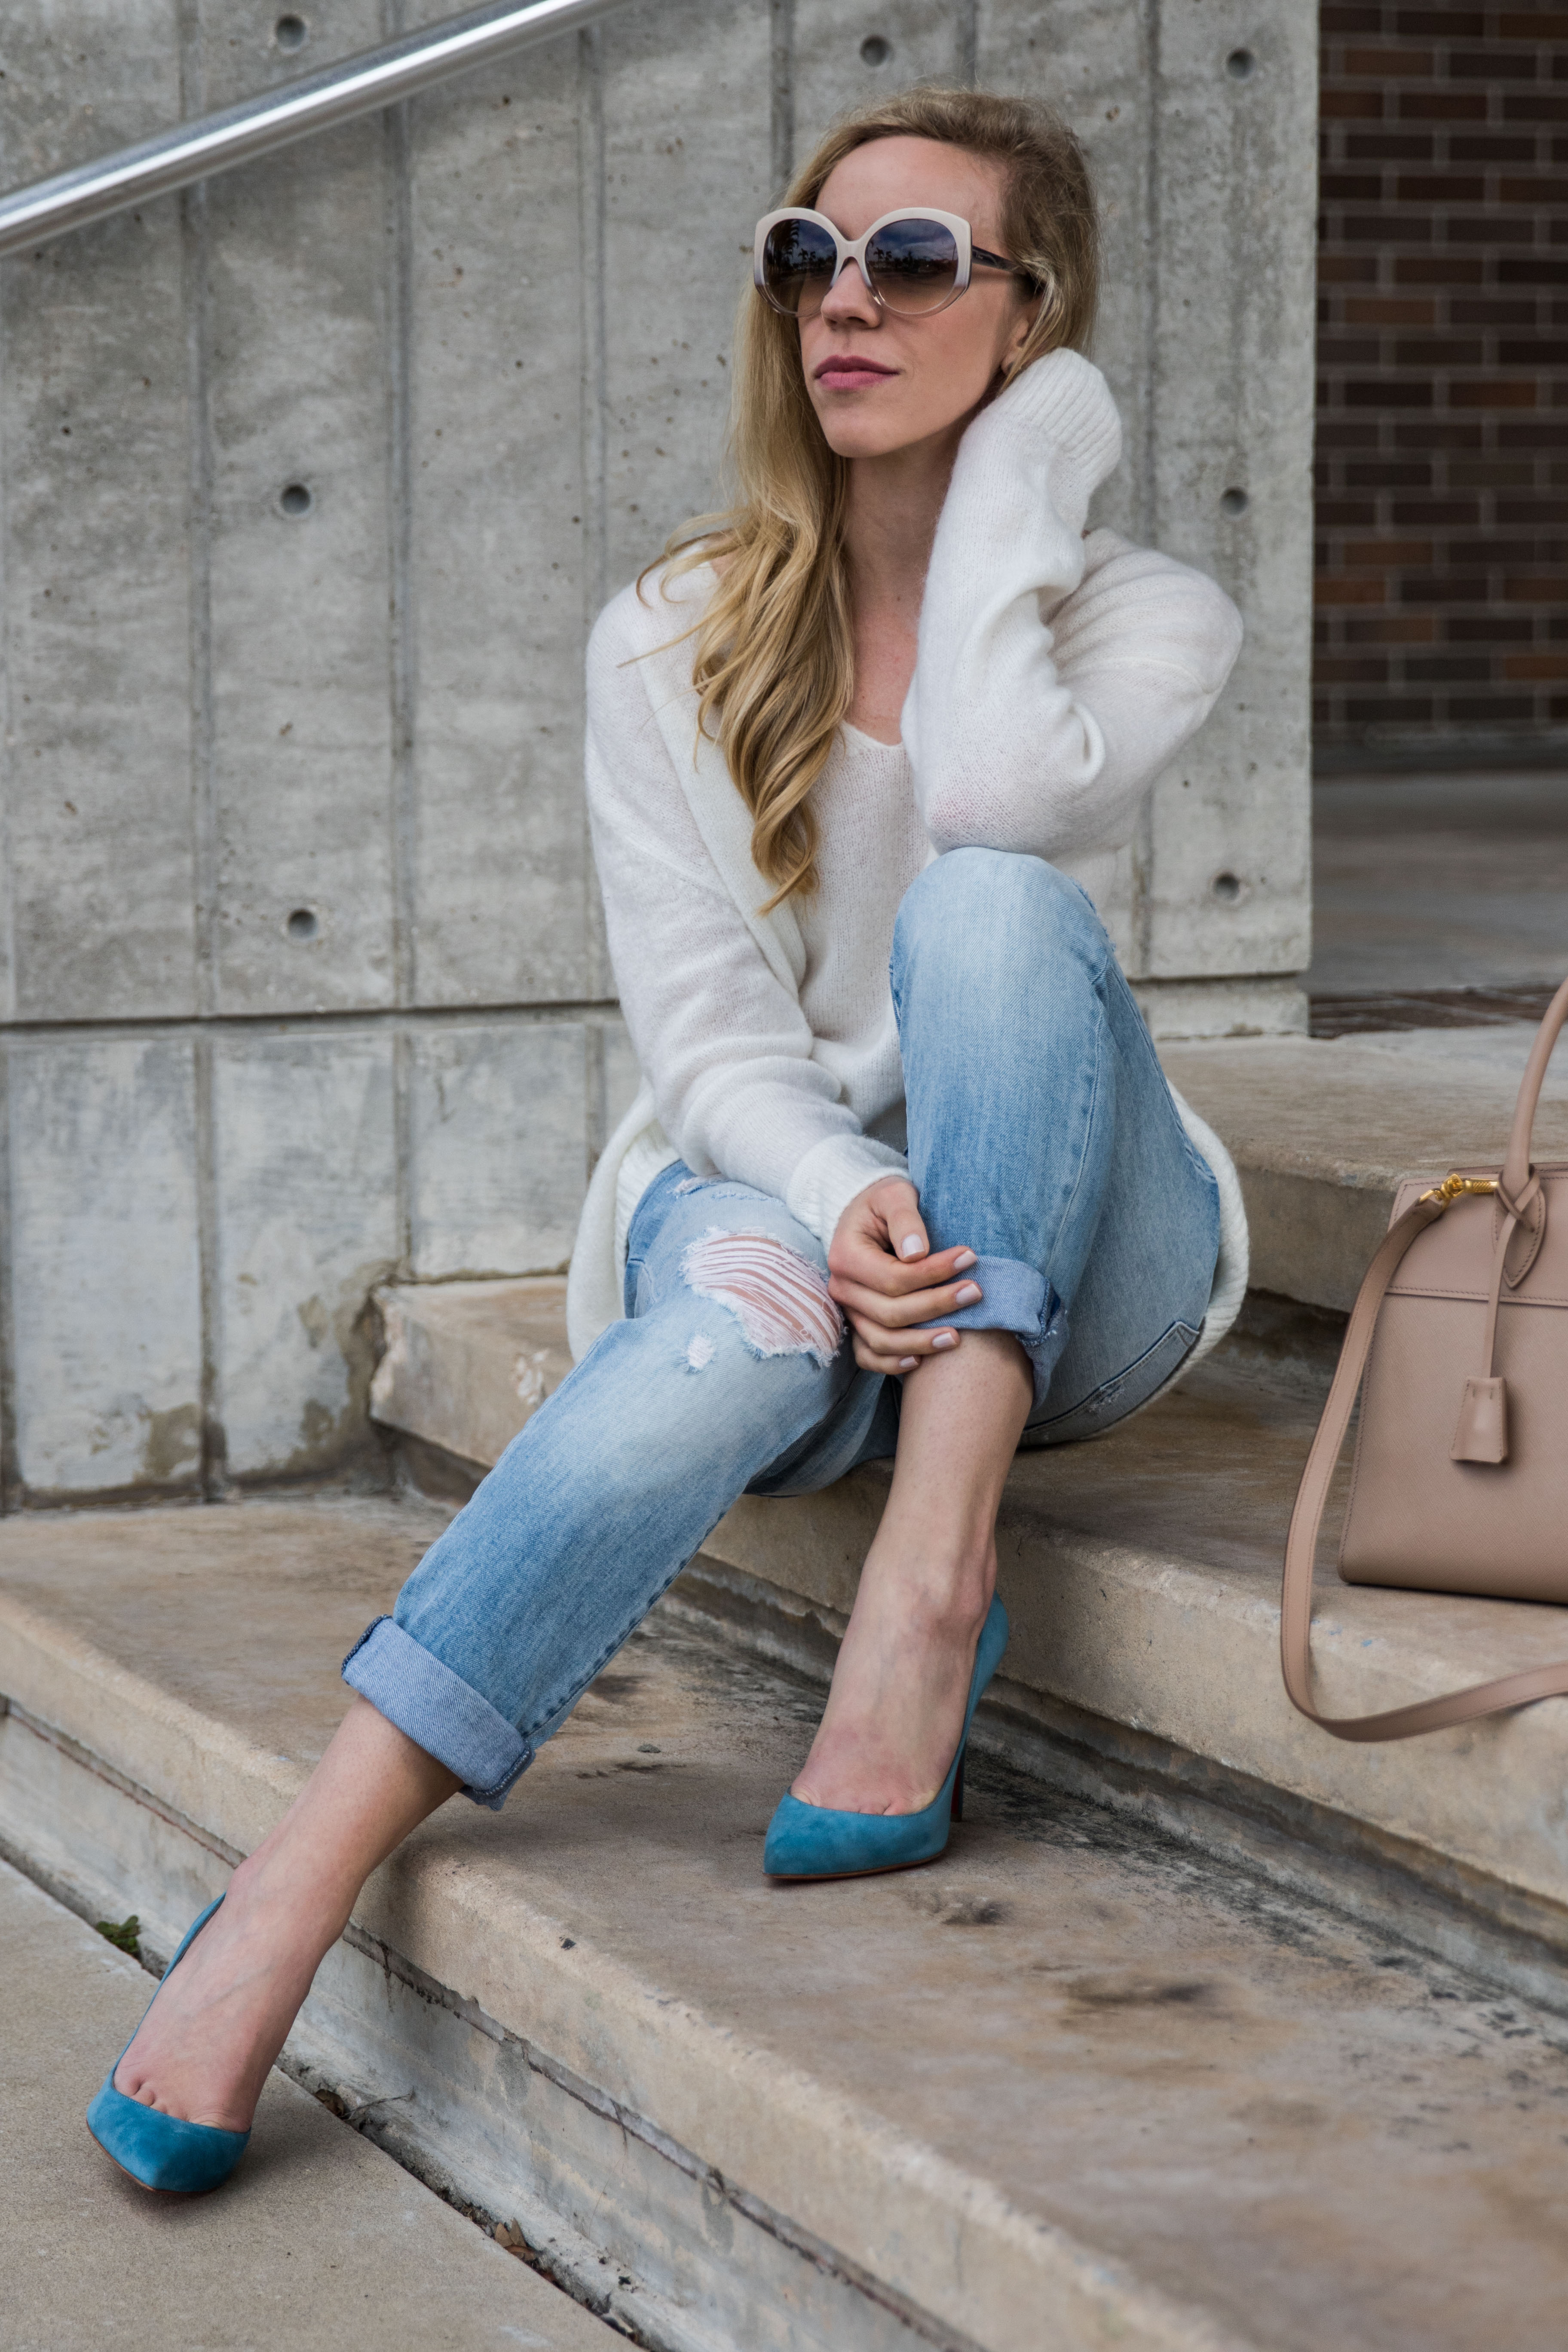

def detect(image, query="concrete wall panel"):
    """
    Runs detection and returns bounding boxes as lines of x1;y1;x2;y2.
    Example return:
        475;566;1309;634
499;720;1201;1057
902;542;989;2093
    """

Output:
790;0;973;167
409;1021;588;1279
0;3;196;1023
404;35;591;1009
199;3;398;1015
214;1032;398;1480
1140;4;1316;982
6;1036;201;1496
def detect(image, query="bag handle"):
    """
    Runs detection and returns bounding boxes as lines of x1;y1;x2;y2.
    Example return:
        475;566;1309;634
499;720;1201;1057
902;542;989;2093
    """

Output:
1283;972;1568;1741
1502;971;1568;1203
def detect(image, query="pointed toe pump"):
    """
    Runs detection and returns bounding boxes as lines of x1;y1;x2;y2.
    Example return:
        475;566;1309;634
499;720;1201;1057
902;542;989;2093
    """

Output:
86;1897;251;2196
764;1593;1009;1881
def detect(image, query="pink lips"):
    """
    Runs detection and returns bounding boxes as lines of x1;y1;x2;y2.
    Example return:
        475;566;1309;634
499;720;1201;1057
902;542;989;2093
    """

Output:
815;353;897;392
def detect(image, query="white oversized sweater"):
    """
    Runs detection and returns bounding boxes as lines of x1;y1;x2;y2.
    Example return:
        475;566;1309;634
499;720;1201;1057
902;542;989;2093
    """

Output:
566;348;1250;1368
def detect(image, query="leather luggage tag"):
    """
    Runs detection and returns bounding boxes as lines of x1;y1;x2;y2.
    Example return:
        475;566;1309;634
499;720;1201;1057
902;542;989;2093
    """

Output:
1449;1373;1509;1465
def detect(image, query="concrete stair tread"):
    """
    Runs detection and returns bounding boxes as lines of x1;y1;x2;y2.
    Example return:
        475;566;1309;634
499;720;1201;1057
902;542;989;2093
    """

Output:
5;1497;1568;2352
0;1851;619;2352
372;1277;572;1479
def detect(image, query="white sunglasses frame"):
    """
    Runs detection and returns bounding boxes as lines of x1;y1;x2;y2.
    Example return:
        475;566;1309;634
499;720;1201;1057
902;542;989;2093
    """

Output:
752;205;1029;319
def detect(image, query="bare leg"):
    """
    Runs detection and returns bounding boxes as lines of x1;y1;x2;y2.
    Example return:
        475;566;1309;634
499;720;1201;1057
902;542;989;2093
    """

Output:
791;1330;1032;1814
112;1697;459;2132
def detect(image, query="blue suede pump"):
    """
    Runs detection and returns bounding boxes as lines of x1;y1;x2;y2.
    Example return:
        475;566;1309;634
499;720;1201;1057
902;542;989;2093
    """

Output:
763;1594;1010;1880
86;1896;251;2196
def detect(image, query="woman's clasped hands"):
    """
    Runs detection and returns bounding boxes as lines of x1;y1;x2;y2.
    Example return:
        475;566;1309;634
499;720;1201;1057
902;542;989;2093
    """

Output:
827;1175;983;1374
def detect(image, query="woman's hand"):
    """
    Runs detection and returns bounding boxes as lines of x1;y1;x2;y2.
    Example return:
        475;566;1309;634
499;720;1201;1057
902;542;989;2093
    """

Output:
827;1177;983;1375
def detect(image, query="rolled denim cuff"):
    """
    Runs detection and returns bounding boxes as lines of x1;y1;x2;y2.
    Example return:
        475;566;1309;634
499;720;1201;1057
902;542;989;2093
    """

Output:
342;1617;532;1810
914;1255;1068;1408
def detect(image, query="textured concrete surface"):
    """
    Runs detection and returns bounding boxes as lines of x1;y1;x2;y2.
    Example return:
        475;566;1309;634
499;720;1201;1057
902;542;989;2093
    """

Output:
0;0;1315;1502
0;1855;619;2351
1307;773;1568;1000
4;1500;1568;2352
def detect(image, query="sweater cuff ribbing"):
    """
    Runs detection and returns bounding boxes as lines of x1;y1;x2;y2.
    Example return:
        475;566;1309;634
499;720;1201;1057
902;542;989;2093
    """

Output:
957;348;1122;518
785;1132;910;1253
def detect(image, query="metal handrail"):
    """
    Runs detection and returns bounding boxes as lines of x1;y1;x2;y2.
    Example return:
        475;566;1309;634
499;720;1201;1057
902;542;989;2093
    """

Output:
0;0;629;261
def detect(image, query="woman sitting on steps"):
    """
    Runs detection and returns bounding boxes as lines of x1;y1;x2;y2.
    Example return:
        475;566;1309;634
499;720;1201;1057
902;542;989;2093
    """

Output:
88;82;1247;2197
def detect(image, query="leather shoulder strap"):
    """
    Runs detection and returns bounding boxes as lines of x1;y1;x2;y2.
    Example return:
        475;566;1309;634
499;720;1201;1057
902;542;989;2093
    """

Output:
1282;1194;1568;1741
1503;971;1568;1200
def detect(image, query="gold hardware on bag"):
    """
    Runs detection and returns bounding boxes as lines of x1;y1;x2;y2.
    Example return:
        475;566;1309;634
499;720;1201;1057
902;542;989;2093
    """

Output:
1417;1172;1500;1208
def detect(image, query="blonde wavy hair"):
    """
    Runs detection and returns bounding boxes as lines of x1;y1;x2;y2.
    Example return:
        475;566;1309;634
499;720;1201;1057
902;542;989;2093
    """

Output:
646;85;1099;910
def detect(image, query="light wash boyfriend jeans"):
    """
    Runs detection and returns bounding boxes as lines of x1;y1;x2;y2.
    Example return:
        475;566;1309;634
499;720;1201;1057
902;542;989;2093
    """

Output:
344;849;1220;1807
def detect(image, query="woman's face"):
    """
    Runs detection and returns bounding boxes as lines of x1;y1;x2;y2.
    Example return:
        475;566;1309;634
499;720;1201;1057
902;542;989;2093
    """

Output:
799;136;1037;462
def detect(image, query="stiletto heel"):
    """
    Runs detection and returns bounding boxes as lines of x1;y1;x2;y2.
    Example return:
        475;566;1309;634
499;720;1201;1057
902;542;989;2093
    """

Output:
763;1595;1008;1881
86;1897;251;2196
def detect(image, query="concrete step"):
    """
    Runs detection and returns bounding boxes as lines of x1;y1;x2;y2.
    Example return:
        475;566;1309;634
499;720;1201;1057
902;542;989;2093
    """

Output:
0;1853;620;2352
5;1496;1568;2352
371;1275;573;1497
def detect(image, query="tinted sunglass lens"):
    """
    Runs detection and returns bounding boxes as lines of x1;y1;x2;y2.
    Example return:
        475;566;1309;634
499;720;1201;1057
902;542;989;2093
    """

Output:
864;217;960;312
762;217;838;313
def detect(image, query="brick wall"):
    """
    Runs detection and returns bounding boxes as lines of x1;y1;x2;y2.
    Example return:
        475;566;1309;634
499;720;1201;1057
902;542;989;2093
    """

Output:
1315;3;1568;763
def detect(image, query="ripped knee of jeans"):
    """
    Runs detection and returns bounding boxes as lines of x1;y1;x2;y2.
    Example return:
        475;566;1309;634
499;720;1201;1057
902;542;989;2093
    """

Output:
680;1227;844;1369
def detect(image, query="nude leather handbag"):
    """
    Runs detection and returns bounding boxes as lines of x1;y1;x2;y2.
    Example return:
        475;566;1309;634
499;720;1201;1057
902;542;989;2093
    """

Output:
1283;972;1568;1741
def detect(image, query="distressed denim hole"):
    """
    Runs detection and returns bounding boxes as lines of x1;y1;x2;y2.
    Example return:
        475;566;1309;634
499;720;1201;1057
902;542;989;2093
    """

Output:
680;1228;843;1367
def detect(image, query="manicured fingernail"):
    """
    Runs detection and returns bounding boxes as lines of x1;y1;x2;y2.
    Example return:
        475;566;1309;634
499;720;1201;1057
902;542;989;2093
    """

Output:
955;1282;982;1306
900;1235;923;1259
953;1250;977;1271
932;1330;959;1351
898;1356;918;1372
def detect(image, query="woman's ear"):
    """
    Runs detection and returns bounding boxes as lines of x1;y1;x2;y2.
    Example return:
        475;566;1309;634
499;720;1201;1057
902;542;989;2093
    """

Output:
1000;275;1050;380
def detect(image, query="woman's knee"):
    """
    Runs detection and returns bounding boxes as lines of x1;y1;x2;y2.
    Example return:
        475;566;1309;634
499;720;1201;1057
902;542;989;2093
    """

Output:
677;1224;845;1370
893;848;1106;986
626;1206;854;1416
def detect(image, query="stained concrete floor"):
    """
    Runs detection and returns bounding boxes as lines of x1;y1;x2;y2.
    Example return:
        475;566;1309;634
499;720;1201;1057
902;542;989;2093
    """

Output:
0;1855;621;2352
5;1498;1568;2350
1307;770;1568;1005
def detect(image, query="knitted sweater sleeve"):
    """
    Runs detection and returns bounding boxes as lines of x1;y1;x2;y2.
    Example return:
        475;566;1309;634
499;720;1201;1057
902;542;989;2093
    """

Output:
586;585;906;1245
903;348;1244;859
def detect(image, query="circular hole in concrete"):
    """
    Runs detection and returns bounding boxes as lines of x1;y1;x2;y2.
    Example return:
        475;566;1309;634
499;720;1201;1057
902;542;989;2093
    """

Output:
1225;47;1256;79
286;907;319;940
1221;485;1250;516
1210;871;1243;904
279;481;313;518
275;14;308;49
860;34;892;66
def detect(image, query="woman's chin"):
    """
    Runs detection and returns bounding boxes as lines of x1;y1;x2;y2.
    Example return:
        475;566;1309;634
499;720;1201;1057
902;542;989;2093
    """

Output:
816;414;951;463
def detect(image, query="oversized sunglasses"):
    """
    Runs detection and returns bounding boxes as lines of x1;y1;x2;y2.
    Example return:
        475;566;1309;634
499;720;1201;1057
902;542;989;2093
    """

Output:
753;206;1036;320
